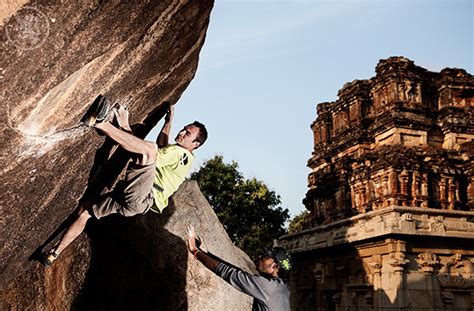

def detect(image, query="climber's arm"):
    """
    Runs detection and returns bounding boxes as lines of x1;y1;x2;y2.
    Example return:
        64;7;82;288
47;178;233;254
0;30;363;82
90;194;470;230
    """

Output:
156;104;174;148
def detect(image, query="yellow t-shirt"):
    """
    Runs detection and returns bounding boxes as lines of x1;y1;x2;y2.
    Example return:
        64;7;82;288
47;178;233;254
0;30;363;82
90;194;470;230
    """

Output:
150;144;194;213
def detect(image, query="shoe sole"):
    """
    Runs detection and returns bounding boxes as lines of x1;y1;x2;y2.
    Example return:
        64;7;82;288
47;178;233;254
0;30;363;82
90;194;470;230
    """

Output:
41;253;58;266
82;95;110;126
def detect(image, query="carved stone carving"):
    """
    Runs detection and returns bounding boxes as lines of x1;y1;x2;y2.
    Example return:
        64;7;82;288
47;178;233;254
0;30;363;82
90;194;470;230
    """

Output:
441;291;454;304
429;216;446;233
313;262;324;283
399;82;407;102
364;292;373;305
369;261;382;275
416;252;439;274
388;252;409;272
401;213;413;221
399;213;416;233
331;293;341;305
308;173;316;188
441;253;473;278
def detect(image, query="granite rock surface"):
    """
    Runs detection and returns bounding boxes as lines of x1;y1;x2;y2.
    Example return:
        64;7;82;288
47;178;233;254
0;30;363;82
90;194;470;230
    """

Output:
0;1;255;310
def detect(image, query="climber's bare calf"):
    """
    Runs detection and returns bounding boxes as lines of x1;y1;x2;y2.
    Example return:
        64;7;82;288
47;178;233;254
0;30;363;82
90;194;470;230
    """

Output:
53;206;91;256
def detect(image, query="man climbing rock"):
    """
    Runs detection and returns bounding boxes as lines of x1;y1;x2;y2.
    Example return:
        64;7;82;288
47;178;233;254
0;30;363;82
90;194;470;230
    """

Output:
187;225;291;311
41;97;207;265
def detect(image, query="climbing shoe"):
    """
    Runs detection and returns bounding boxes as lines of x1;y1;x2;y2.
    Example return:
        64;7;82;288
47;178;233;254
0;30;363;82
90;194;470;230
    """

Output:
41;250;59;266
81;95;110;126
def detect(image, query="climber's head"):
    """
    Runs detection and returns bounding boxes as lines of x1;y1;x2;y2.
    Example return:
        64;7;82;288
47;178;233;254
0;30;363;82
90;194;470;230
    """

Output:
175;121;207;151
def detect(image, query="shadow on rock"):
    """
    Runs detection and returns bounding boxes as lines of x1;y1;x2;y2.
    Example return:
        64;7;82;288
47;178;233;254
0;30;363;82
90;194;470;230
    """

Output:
74;200;188;311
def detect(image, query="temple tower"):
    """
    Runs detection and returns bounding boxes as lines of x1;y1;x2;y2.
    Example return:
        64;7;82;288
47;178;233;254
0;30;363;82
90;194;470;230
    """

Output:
280;57;474;311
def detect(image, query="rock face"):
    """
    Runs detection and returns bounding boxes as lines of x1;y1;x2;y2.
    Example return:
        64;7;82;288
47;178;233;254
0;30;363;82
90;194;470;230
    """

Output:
1;180;254;310
0;1;255;310
280;57;474;311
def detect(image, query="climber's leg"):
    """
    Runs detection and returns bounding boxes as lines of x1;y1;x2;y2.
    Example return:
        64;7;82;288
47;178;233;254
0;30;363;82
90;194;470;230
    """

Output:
41;203;92;266
95;121;157;166
52;206;92;256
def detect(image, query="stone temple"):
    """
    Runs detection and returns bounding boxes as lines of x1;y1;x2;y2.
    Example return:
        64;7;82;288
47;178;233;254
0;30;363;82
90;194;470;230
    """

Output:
279;57;474;310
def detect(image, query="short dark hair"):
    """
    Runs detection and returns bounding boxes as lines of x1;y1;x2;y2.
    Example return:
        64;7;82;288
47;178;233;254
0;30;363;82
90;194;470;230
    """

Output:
191;121;208;148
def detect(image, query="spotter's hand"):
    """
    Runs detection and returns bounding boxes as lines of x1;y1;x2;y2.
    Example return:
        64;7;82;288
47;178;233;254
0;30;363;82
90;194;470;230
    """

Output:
187;225;201;253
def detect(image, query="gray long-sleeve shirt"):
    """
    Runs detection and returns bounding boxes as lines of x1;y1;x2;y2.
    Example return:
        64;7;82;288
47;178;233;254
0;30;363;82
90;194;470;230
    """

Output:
215;262;290;311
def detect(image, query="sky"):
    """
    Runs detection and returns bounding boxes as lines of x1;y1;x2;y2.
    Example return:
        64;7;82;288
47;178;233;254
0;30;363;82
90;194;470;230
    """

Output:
148;0;473;218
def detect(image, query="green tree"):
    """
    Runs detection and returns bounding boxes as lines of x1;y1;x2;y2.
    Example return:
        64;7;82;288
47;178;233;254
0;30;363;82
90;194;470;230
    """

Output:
191;155;290;261
288;210;312;234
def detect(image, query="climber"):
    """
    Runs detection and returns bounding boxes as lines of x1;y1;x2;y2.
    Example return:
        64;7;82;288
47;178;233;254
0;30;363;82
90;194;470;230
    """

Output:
41;96;208;265
187;225;291;311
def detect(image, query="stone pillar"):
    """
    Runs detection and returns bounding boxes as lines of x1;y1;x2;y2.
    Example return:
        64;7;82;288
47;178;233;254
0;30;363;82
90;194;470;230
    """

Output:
366;180;375;211
399;169;409;195
350;184;356;211
388;253;409;308
312;126;319;146
390;81;397;102
357;185;365;213
332;293;342;311
313;261;325;310
360;185;368;211
382;173;390;207
411;170;421;206
398;81;407;102
468;176;474;211
439;176;447;209
455;179;461;208
322;122;329;143
421;173;429;207
373;176;384;209
447;177;456;210
388;170;398;205
369;255;383;309
416;252;439;307
338;172;348;215
416;83;422;103
399;169;409;206
387;240;409;309
383;84;390;105
441;291;454;311
353;184;360;212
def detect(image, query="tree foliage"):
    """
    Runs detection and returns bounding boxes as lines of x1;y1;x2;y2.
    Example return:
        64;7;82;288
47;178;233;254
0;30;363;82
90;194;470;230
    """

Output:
288;210;312;234
191;155;290;261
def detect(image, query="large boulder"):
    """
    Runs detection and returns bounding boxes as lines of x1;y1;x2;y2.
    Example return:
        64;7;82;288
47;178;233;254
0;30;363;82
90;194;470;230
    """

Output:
2;180;255;310
0;1;255;310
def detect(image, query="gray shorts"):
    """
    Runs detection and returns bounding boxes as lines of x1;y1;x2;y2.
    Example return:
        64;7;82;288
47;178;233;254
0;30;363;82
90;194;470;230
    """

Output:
91;162;155;219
